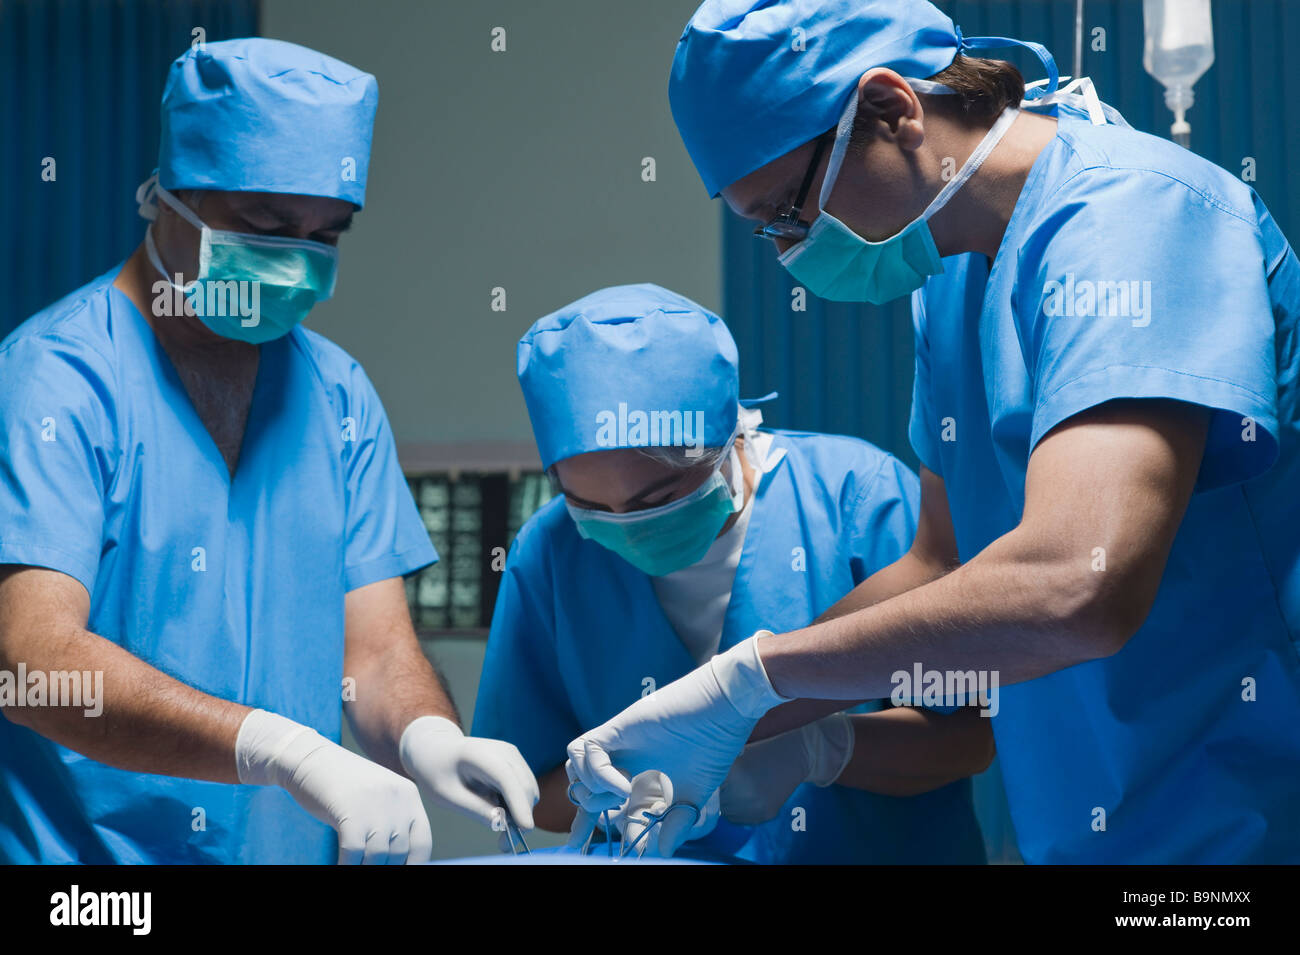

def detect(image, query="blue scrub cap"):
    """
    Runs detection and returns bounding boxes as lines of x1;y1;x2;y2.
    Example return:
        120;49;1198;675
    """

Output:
158;38;378;208
517;284;742;470
670;0;1059;197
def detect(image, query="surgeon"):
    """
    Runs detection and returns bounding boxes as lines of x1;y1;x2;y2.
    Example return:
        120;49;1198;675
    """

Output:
0;38;537;864
566;0;1300;862
473;284;991;862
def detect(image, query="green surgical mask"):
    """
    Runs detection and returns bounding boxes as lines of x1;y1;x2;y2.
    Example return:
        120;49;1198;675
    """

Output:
778;93;1019;305
566;446;745;577
145;182;339;344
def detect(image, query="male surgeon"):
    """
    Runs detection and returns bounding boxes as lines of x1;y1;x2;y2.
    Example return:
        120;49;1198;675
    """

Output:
0;38;536;864
566;0;1300;862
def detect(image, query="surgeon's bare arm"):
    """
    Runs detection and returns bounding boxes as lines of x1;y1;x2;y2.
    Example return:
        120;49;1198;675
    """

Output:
534;764;578;832
345;577;540;829
341;576;458;774
752;466;959;740
836;706;994;796
0;565;248;782
758;399;1210;701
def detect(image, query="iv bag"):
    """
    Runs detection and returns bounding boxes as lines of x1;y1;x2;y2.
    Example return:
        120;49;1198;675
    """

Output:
1142;0;1215;147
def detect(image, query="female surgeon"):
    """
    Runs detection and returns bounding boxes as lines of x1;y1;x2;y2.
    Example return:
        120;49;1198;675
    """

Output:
471;283;992;863
566;0;1300;863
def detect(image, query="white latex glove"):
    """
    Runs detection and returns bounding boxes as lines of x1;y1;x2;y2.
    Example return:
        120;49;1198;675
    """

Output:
563;759;631;818
399;715;539;830
565;634;789;853
563;767;622;853
720;712;855;825
236;708;433;865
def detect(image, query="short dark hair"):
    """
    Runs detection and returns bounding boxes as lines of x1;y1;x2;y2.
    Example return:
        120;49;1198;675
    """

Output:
925;54;1025;120
846;54;1025;151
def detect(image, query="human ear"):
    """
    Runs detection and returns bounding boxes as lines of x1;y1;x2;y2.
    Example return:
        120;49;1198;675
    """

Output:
856;68;925;149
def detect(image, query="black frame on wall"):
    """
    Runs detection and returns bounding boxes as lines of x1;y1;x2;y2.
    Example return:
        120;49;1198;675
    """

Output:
403;470;554;634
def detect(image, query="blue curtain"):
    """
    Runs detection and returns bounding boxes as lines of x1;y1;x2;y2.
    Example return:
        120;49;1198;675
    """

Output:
721;0;1300;864
0;0;259;337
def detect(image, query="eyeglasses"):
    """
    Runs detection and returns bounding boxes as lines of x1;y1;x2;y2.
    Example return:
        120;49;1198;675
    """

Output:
752;133;831;242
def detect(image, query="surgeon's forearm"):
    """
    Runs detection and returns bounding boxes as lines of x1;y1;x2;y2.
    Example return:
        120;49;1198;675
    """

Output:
750;698;854;741
835;707;994;796
752;550;952;740
816;549;952;624
344;647;453;774
342;577;459;774
759;530;1108;701
0;571;248;782
534;763;578;832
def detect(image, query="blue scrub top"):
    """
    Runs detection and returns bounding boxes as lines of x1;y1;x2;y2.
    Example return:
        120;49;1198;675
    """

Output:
910;112;1300;863
0;265;437;863
473;430;988;864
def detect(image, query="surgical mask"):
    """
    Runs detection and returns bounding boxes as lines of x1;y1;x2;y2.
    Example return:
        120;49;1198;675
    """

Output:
777;93;1020;305
143;182;339;343
566;445;745;577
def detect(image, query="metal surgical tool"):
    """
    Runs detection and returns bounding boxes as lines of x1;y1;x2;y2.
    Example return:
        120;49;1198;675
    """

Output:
496;801;531;856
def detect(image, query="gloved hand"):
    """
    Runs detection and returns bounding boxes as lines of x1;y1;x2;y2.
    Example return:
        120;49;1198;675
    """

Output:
619;770;720;857
564;769;720;858
720;712;855;825
399;715;539;831
565;633;789;853
236;708;433;865
563;765;623;853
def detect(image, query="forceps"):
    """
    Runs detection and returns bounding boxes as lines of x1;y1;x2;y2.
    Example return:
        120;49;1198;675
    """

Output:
615;803;701;860
571;801;701;860
577;809;617;858
567;779;702;860
496;801;531;856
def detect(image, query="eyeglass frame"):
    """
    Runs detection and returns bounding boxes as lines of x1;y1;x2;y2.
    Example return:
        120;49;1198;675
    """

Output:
751;131;833;242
